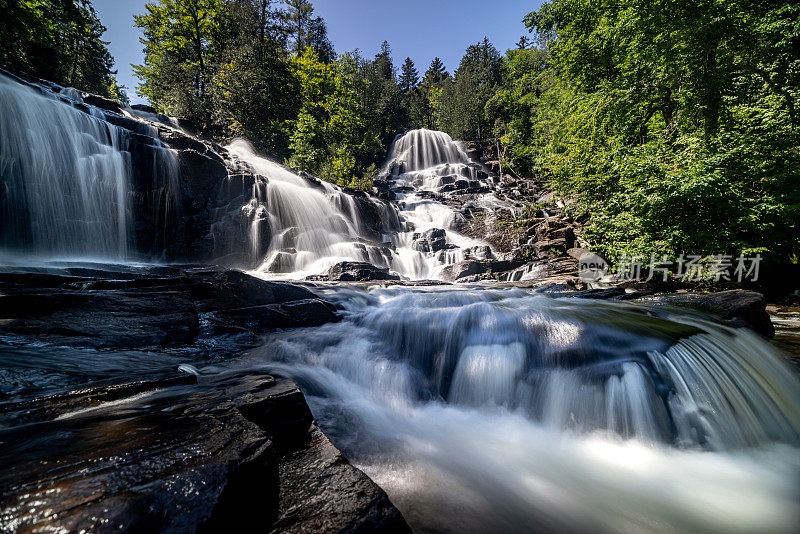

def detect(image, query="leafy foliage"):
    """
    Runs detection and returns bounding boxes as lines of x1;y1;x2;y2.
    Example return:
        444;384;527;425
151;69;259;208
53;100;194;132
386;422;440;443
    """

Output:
133;0;226;127
0;0;122;98
489;0;800;264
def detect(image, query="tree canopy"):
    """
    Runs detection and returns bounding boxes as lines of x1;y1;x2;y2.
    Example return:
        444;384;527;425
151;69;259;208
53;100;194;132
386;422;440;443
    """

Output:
491;0;800;264
0;0;123;99
10;0;794;264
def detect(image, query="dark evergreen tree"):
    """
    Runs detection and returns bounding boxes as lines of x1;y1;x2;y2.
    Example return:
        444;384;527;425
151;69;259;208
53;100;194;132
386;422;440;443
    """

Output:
374;41;395;79
399;57;419;93
422;57;449;85
0;0;122;98
284;0;313;54
440;38;502;139
307;16;334;62
359;41;411;148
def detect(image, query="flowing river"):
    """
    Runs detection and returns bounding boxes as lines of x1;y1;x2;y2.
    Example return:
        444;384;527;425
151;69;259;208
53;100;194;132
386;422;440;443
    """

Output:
223;286;800;534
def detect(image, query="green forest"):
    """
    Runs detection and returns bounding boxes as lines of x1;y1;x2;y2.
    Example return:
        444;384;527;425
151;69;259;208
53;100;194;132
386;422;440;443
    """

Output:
1;0;798;268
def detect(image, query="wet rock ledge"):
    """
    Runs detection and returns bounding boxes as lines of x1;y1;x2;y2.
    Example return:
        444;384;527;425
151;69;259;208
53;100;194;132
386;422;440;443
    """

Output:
0;265;410;533
0;372;409;532
0;265;340;351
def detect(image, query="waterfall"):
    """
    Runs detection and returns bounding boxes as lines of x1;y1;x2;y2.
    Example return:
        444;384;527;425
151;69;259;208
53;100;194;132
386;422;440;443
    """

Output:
383;129;500;279
0;72;178;262
231;286;800;533
226;140;401;276
230;130;498;280
383;128;483;177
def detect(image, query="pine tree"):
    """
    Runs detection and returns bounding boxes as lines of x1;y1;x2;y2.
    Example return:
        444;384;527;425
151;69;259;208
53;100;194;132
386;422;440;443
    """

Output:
307;16;334;62
399;57;419;93
374;41;394;79
423;57;449;85
284;0;313;54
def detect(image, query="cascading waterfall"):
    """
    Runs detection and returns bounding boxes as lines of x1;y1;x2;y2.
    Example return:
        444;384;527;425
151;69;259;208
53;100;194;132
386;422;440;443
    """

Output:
383;129;499;279
229;129;499;280
226;140;401;277
0;72;179;262
3;67;798;534
230;286;800;533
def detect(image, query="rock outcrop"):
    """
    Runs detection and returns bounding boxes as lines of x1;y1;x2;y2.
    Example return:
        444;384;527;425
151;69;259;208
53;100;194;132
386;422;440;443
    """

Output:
0;266;339;349
525;285;774;337
0;264;410;532
636;290;775;338
0;371;410;533
0;70;399;268
325;261;401;282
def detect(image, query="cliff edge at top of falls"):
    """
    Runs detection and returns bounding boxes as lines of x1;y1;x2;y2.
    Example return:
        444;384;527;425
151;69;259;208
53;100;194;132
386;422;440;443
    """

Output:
0;264;411;533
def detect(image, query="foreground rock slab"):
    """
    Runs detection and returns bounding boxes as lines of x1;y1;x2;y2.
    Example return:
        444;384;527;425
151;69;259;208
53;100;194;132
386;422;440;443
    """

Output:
323;261;401;282
0;267;339;349
0;372;410;533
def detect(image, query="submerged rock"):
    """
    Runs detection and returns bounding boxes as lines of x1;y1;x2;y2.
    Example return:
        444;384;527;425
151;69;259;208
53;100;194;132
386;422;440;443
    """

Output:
637;290;775;337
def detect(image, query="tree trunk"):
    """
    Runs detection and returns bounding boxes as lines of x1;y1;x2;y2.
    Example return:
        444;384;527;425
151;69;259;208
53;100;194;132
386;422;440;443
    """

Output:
703;39;721;139
191;10;205;99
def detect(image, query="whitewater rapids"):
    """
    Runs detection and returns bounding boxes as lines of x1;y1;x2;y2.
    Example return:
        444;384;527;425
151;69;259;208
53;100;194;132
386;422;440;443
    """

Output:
225;286;800;534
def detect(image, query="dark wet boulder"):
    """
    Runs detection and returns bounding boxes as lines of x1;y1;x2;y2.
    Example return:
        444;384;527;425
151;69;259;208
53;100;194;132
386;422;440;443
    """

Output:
424;228;446;240
464;245;493;260
636;290;775;337
0;268;340;348
574;287;626;300
327;262;401;282
412;238;431;253
210;299;340;333
0;372;410;533
442;259;490;282
187;269;319;311
429;237;448;252
82;93;123;114
417;229;447;252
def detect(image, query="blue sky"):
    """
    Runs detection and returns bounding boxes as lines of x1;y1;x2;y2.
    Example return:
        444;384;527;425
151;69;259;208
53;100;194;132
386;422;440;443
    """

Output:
93;0;540;105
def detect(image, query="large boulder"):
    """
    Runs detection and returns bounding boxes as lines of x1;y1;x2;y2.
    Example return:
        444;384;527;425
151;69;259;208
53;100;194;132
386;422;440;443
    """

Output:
636;290;774;337
0;372;410;533
442;259;491;282
327;262;401;282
